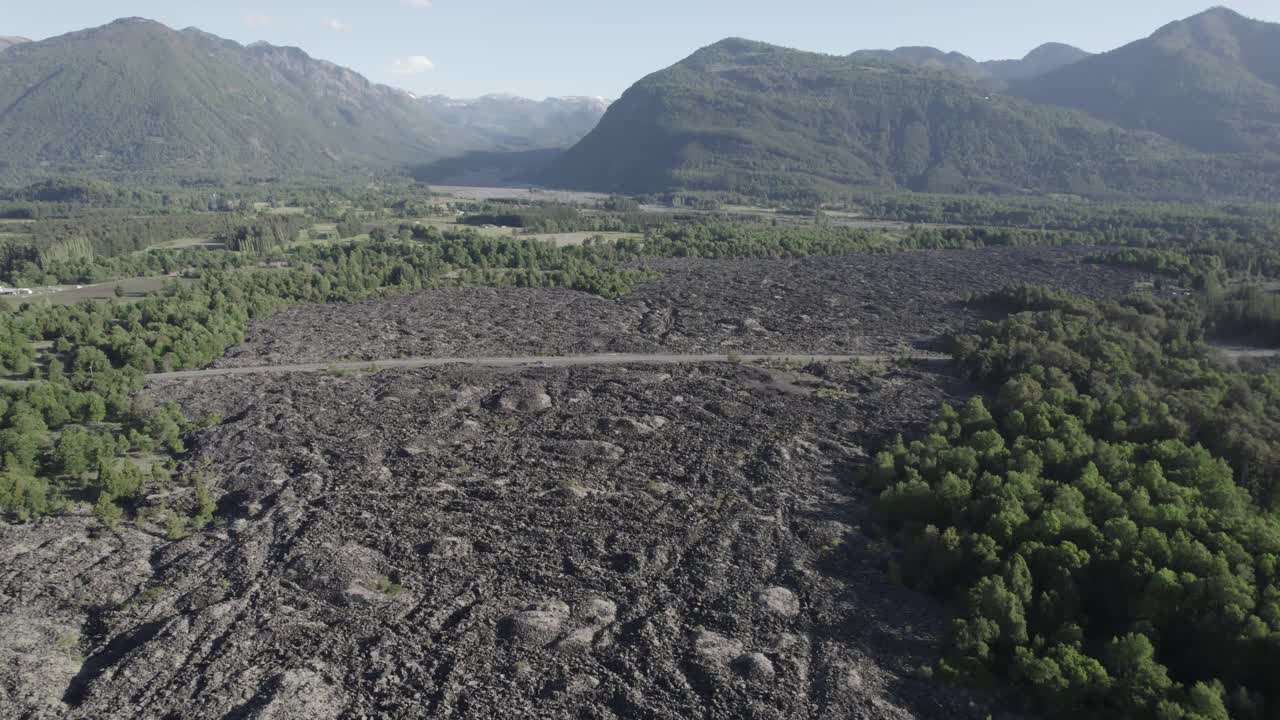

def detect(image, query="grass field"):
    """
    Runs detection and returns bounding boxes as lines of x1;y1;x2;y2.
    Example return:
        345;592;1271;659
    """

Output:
430;185;608;204
521;230;642;246
149;237;225;251
0;276;190;307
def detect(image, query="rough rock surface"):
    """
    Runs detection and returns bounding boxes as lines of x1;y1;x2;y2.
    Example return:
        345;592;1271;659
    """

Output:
215;247;1138;366
1;360;989;718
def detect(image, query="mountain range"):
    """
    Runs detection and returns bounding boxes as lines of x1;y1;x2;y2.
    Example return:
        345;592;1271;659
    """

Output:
545;6;1280;201
2;8;1280;201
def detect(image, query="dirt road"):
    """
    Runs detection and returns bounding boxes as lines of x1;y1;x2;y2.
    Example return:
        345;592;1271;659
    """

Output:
147;351;947;381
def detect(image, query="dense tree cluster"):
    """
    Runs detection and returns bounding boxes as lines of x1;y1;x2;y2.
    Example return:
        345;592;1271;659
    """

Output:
215;215;311;254
854;194;1280;239
1;213;251;282
0;358;187;525
1087;248;1223;281
457;203;675;234
1206;287;1280;348
870;288;1280;718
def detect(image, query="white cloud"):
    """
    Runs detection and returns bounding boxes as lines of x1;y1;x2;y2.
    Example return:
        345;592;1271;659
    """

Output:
321;18;350;32
390;55;435;75
243;14;272;29
403;0;432;7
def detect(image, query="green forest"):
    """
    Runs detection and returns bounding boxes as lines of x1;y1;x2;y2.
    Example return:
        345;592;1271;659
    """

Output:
868;287;1280;718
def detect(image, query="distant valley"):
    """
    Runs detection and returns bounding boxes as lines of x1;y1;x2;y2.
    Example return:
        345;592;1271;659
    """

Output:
418;95;610;152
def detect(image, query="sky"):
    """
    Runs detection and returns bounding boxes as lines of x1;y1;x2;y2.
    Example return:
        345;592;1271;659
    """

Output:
7;1;1280;99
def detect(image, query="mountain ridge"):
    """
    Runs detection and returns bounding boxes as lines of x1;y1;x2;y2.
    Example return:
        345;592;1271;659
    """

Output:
0;17;610;180
1010;6;1280;154
0;17;459;180
850;42;1091;81
544;23;1280;201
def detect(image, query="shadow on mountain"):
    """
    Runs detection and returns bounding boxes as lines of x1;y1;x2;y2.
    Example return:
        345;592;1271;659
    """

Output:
409;148;563;186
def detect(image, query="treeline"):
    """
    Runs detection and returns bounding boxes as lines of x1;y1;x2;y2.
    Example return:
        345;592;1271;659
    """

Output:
17;248;256;287
1087;248;1223;280
1206;286;1280;348
854;194;1280;238
1085;250;1280;348
3;214;314;285
458;203;674;234
868;287;1280;718
1;214;238;281
215;215;310;254
0;177;439;219
1091;244;1280;283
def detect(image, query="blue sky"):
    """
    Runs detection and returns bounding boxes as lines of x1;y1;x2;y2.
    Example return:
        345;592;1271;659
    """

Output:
8;2;1280;99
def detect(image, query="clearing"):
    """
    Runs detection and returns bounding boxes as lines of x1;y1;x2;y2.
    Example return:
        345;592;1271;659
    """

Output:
0;276;188;307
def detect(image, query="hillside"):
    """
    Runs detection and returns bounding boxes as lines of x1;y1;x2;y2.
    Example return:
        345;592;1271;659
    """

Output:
0;36;29;52
419;94;609;151
204;35;461;164
850;42;1090;82
544;37;1276;201
1012;7;1280;153
0;19;455;180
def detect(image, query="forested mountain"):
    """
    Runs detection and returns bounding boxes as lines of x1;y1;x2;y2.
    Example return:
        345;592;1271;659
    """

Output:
418;95;610;151
0;18;458;180
544;35;1278;201
0;18;609;182
850;42;1090;82
0;36;30;51
203;34;462;163
6;8;1280;200
1012;7;1280;153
